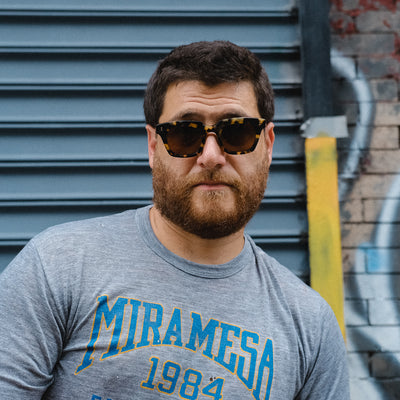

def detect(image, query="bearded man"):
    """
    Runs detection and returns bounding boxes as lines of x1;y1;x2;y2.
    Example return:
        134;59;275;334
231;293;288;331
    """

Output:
0;41;349;399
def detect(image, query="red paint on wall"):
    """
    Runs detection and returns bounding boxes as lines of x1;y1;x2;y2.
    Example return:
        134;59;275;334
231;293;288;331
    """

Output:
383;19;392;29
330;18;357;35
331;0;344;9
331;18;345;32
392;32;400;63
345;21;357;34
331;0;397;14
330;0;398;36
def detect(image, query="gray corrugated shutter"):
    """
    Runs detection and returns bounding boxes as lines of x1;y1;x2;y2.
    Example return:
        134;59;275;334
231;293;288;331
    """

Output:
0;0;307;278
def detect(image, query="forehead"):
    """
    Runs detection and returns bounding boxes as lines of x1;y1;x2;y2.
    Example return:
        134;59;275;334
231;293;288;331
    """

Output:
159;80;259;123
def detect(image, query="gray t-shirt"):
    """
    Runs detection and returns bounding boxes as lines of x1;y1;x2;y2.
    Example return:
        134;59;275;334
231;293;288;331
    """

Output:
0;206;349;399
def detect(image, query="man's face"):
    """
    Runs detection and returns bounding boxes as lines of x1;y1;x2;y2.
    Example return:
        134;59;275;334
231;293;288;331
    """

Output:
147;80;275;239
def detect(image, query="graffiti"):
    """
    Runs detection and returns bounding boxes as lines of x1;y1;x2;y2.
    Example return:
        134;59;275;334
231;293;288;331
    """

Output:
332;49;400;399
331;48;375;200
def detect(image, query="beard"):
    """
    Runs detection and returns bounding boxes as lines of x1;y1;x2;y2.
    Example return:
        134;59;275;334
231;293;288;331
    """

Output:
152;155;269;239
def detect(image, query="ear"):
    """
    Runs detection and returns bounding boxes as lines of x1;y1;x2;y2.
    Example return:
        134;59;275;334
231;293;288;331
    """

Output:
264;122;275;164
146;124;157;169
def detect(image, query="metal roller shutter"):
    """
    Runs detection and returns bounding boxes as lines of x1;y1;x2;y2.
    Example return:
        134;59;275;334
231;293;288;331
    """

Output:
0;0;307;278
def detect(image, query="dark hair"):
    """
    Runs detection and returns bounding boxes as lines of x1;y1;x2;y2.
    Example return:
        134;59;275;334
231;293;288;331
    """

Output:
143;41;274;127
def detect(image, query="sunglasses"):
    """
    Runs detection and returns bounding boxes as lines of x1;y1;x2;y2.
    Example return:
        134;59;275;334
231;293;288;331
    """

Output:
155;117;267;158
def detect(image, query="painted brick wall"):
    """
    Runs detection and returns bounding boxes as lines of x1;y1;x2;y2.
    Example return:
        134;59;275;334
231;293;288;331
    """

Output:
330;1;400;399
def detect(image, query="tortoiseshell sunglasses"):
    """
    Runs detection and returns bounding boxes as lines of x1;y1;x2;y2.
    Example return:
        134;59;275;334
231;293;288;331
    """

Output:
155;117;267;158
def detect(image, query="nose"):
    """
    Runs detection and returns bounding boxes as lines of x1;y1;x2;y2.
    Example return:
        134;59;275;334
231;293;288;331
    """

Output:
196;132;226;169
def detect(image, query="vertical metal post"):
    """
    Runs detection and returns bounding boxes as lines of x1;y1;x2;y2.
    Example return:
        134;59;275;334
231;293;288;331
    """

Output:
305;133;346;338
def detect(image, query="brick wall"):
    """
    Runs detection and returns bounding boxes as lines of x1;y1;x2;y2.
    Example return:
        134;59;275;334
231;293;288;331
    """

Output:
330;1;400;398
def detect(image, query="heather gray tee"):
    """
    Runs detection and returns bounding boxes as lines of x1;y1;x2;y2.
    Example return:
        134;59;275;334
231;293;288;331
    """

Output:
0;206;349;399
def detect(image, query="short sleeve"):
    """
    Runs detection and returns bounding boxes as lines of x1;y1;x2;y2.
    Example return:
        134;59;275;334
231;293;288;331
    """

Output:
297;302;350;399
0;240;65;398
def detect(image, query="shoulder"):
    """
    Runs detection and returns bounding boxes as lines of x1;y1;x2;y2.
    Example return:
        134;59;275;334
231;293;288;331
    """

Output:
32;209;138;250
1;208;144;302
252;243;321;300
250;240;336;326
15;208;142;282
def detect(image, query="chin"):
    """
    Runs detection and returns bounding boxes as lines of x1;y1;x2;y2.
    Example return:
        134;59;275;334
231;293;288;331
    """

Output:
193;188;235;207
193;199;236;218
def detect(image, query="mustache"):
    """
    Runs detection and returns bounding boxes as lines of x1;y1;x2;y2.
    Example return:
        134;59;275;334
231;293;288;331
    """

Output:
186;170;240;188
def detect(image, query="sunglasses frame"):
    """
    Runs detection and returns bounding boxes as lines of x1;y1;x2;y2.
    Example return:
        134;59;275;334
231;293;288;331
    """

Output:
155;117;267;158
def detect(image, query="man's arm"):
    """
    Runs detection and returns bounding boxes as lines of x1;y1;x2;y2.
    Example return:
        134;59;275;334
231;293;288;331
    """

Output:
297;301;350;399
0;240;64;398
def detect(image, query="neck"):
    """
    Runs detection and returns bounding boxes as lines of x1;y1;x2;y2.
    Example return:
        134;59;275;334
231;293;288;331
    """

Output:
149;206;245;265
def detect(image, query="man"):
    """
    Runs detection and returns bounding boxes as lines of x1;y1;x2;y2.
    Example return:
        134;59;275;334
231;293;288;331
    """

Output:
0;41;349;399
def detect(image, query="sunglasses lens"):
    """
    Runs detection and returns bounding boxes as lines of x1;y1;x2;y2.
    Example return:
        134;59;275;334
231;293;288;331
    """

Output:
167;122;204;156
220;119;259;154
157;118;264;157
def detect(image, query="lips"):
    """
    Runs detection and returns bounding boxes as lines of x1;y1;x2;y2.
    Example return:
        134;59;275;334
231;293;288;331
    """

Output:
188;172;238;191
196;181;226;186
193;181;233;193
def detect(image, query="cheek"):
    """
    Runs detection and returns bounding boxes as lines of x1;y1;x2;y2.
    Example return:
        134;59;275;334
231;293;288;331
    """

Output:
228;156;258;177
232;152;270;185
153;148;194;177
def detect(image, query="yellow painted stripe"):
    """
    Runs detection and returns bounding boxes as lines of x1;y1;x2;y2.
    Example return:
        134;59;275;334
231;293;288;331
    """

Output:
305;137;346;339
